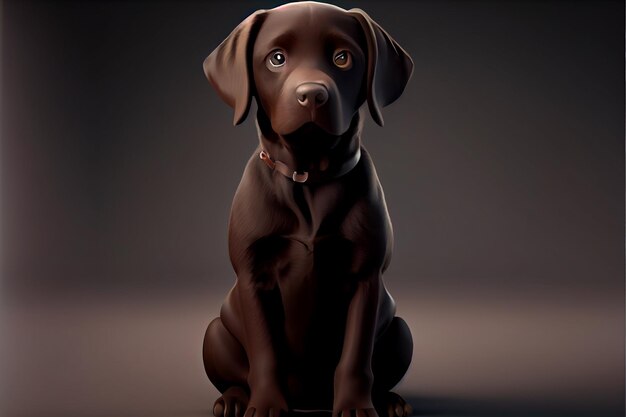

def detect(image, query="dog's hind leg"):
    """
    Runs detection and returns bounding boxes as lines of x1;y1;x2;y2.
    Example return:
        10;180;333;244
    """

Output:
203;317;250;417
371;316;413;417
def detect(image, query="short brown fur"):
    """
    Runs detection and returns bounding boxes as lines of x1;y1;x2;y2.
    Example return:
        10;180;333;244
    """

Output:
202;3;414;417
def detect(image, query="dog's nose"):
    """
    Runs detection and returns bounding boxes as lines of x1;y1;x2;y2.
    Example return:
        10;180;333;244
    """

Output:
296;83;329;108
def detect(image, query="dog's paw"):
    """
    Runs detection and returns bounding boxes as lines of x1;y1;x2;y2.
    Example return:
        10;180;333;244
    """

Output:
214;386;249;417
243;391;288;417
332;407;378;417
242;405;288;417
374;392;412;417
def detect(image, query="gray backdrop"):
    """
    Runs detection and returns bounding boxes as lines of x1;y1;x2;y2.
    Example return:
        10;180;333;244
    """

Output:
1;1;623;417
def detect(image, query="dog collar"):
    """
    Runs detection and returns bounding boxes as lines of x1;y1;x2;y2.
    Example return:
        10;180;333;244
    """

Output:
259;147;361;184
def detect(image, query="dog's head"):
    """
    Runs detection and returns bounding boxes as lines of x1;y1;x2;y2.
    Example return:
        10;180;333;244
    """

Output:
204;1;413;138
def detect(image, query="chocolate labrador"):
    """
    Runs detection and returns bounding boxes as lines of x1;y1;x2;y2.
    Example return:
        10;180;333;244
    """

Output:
202;2;414;417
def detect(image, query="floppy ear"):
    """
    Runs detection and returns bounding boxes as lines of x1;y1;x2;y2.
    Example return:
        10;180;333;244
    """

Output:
348;9;414;127
203;10;266;126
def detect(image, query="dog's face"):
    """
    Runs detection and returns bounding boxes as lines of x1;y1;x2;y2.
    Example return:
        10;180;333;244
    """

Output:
251;3;366;136
204;1;413;136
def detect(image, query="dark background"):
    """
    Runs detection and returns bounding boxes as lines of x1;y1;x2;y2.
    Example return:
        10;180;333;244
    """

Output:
1;1;623;416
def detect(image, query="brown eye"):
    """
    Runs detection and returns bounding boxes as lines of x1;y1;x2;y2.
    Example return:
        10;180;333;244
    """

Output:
268;50;286;67
333;50;352;69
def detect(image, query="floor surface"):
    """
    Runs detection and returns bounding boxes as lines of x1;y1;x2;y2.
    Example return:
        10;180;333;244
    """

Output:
1;283;622;417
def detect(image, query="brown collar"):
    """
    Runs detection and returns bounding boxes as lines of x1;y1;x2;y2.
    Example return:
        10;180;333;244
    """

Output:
259;147;361;184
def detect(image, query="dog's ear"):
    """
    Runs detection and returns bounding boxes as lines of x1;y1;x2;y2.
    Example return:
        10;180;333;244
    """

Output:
203;10;266;126
348;9;413;127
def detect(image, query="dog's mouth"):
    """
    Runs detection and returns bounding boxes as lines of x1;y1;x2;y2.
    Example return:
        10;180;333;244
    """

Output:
282;122;342;150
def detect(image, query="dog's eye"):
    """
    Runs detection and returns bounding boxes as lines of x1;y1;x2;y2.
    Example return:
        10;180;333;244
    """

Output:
333;50;352;69
268;50;287;68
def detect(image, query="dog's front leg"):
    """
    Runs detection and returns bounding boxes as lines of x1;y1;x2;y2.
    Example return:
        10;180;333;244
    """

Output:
237;277;288;417
333;274;380;417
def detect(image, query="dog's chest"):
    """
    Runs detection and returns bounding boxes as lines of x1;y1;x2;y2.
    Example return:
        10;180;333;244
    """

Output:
274;233;355;357
270;181;361;285
252;182;364;353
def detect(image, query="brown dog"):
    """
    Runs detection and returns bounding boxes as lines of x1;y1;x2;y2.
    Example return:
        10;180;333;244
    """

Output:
202;3;414;417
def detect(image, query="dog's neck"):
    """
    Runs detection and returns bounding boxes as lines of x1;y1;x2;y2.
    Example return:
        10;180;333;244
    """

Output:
255;108;363;181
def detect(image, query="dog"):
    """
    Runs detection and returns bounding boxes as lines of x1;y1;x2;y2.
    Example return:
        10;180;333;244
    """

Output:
202;3;414;417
